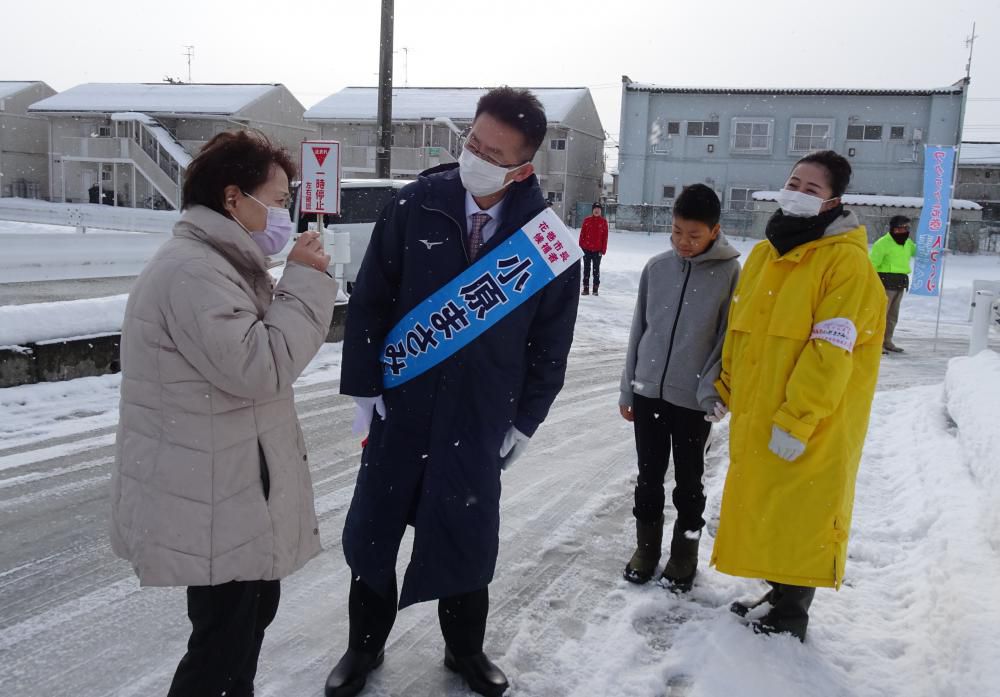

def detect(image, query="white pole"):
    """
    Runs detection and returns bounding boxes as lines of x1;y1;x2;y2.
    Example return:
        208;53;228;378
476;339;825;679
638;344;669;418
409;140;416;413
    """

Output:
969;290;993;356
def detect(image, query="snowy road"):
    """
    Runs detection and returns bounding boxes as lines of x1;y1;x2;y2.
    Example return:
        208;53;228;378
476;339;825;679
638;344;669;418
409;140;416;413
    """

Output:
2;233;999;696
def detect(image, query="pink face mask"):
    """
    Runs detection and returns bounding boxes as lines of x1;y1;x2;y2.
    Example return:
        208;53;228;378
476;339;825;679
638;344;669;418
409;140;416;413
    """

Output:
233;192;294;255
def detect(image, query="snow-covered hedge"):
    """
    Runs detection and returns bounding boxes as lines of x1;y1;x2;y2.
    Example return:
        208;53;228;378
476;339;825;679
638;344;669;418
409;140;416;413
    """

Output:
0;295;127;346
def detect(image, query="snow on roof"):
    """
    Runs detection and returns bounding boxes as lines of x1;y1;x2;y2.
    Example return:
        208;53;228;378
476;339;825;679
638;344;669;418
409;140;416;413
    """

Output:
752;191;982;211
305;87;588;123
623;78;963;97
29;83;279;115
960;142;1000;166
0;82;41;99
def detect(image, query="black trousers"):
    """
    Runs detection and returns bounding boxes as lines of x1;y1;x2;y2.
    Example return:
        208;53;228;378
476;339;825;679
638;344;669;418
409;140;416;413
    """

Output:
348;576;489;658
167;579;281;697
582;251;602;288
632;394;712;532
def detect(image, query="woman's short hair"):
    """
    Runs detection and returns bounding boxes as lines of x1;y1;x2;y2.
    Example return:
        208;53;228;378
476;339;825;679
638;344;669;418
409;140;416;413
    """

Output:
793;150;852;197
181;130;296;214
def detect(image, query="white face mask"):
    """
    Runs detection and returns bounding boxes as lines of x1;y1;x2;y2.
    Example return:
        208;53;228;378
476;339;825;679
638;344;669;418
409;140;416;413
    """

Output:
776;188;836;218
459;148;523;197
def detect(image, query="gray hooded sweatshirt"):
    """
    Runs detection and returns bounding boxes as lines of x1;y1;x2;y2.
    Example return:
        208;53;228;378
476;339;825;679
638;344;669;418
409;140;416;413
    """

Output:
620;233;741;412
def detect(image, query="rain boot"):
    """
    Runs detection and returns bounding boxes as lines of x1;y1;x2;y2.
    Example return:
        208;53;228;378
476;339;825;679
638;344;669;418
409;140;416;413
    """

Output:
593;283;600;296
750;583;815;642
581;283;590;296
623;515;663;584
660;524;699;592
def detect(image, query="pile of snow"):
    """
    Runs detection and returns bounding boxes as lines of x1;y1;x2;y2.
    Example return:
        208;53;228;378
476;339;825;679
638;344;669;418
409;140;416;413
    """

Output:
945;350;1000;546
0;295;127;346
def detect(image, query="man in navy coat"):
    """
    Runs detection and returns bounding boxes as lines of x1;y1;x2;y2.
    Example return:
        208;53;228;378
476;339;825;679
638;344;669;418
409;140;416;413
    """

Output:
325;87;580;697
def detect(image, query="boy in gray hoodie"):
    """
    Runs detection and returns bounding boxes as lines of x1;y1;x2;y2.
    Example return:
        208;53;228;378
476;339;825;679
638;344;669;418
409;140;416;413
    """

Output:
620;184;740;590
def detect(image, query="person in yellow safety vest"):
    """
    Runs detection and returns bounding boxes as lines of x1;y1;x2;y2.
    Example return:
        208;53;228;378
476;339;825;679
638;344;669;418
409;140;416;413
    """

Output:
869;215;917;353
711;150;886;642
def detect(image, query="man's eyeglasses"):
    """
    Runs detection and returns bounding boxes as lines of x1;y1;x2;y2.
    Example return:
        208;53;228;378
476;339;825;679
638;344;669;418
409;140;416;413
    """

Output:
462;132;525;169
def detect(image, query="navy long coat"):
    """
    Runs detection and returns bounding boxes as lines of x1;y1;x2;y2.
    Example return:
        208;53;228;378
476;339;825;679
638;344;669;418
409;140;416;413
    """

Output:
340;164;580;607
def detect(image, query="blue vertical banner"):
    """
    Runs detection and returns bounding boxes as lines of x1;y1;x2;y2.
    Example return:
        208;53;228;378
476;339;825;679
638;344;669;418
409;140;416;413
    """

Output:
911;145;957;297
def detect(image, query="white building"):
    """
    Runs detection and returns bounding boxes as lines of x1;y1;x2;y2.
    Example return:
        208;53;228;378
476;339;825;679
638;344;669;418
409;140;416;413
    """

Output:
304;87;605;223
0;81;56;199
29;83;315;210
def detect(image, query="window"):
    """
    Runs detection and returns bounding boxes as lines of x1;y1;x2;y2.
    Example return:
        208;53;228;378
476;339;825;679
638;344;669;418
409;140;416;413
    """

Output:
790;121;833;152
662;185;676;200
731;119;773;153
686;121;720;137
550;139;566;150
728;187;761;211
666;121;680;135
97;125;112;138
547;191;563;202
847;124;883;141
890;125;906;140
101;169;112;182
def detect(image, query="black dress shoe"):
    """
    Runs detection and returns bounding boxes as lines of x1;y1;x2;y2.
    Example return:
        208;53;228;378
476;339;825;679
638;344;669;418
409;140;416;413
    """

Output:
325;648;384;697
444;646;509;697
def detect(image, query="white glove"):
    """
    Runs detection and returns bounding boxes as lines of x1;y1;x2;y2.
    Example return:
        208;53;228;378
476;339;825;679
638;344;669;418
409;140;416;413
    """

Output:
499;427;531;470
768;425;806;462
352;395;386;436
704;402;729;423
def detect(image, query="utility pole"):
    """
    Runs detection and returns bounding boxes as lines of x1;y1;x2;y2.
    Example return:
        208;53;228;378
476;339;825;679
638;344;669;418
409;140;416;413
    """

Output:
375;0;394;179
184;45;195;83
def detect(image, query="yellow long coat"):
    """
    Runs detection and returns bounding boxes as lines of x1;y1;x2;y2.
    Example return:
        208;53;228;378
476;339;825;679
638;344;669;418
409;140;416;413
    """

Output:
711;217;886;589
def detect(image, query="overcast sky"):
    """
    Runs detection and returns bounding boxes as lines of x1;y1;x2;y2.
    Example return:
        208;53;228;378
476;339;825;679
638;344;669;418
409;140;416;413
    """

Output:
4;0;997;163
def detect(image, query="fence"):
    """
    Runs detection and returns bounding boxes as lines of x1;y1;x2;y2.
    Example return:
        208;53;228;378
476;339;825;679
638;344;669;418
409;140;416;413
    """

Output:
602;200;999;255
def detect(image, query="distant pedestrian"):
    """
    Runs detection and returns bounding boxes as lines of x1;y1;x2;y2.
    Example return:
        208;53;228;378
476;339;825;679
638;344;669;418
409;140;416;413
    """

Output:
869;215;917;353
579;203;609;295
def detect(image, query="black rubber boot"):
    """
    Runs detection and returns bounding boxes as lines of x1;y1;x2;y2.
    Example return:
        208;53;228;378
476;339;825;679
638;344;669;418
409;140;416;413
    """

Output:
325;648;385;697
751;583;815;642
660;524;700;592
593;284;600;296
623;516;664;584
444;647;509;697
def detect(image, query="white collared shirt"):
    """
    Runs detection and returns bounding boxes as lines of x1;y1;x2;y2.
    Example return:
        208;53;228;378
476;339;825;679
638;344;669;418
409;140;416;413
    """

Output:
465;191;506;245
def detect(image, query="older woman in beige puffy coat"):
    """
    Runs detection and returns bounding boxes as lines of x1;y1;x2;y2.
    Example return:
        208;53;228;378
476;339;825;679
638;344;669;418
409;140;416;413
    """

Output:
110;131;336;697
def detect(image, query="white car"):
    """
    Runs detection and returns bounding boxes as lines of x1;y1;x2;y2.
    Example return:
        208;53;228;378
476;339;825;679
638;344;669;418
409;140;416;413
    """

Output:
291;178;410;290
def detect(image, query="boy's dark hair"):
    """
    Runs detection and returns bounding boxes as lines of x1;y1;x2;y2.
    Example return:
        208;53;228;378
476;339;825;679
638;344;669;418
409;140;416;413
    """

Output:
889;215;911;231
794;150;852;197
475;86;548;159
182;130;296;213
673;183;721;228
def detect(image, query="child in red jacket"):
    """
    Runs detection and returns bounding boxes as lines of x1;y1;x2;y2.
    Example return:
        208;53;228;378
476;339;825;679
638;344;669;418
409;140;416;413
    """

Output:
579;203;609;295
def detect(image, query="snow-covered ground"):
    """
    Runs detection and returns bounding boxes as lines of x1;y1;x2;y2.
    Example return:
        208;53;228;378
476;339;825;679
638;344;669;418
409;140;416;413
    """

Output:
1;231;999;696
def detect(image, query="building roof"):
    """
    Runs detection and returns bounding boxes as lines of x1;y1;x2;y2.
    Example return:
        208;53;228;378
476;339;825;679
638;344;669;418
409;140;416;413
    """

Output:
305;86;589;123
752;191;982;211
622;76;964;98
29;83;280;116
960;142;1000;166
0;81;44;99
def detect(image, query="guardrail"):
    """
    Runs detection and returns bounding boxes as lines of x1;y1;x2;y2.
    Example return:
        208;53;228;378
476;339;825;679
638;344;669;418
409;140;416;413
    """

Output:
0;198;179;234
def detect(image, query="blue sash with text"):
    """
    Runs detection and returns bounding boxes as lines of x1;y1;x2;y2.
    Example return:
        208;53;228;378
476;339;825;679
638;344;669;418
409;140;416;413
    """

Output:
381;208;582;389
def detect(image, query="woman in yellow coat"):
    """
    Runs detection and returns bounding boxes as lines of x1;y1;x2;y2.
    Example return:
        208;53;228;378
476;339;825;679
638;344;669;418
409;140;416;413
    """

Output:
710;151;886;641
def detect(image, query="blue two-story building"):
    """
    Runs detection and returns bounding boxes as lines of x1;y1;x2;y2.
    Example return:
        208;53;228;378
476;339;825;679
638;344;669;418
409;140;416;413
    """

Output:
618;76;966;214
